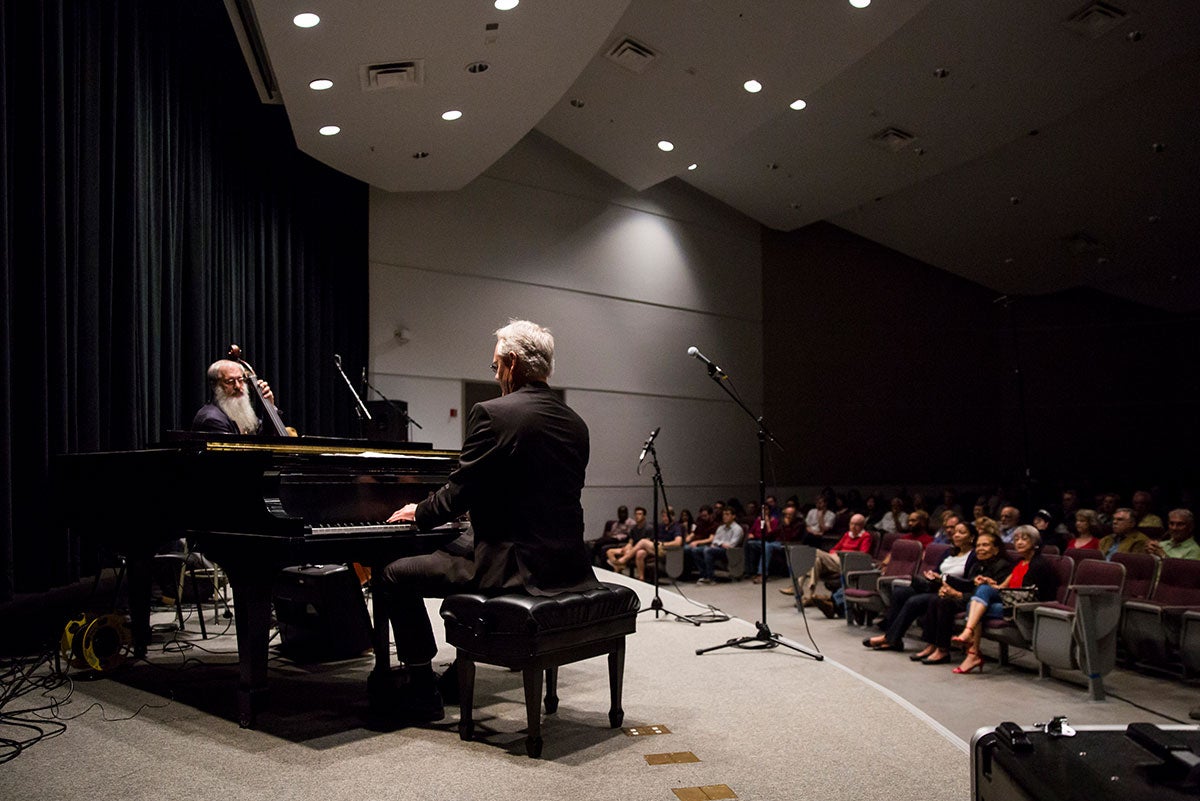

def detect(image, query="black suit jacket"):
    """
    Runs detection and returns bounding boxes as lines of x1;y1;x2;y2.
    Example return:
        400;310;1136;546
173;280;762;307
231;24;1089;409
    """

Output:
191;402;241;434
415;381;599;596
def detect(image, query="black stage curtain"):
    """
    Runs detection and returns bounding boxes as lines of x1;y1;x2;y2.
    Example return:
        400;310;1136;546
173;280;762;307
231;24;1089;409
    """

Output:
1;1;370;601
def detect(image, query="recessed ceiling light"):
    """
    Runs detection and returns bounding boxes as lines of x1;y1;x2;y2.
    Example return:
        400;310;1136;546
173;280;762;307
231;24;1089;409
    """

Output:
441;110;463;121
743;79;762;93
789;98;807;110
309;79;333;91
318;125;340;136
657;140;674;152
466;61;489;74
849;0;871;8
293;13;320;28
412;151;429;159
494;0;519;10
687;163;698;171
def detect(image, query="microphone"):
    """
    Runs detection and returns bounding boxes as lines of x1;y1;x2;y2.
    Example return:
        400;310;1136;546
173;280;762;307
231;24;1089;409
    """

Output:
686;346;725;377
334;353;343;369
638;426;661;465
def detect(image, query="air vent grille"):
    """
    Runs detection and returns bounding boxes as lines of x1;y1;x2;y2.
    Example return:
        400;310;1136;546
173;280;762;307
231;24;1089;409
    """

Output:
869;127;917;153
605;36;658;74
1063;2;1129;39
360;60;425;91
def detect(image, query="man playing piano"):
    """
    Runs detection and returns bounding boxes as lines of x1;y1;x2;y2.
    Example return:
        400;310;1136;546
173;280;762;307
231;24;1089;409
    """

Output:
381;319;599;721
192;359;278;435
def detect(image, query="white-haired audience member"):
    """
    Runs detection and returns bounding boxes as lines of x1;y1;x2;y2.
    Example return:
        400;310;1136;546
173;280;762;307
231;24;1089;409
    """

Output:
1148;509;1200;560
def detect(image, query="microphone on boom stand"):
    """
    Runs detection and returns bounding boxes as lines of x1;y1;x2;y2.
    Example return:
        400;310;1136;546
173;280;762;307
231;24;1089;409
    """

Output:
685;346;822;661
635;426;699;626
334;354;372;436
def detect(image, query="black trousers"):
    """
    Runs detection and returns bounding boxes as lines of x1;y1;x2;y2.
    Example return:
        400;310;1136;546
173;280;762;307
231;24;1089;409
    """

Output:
378;541;476;664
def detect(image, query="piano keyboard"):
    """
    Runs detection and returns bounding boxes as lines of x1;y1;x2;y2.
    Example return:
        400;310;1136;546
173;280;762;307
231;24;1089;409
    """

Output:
308;521;418;536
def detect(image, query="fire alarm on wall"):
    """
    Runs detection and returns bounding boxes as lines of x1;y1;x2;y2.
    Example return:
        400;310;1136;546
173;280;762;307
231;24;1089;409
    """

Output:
450;409;458;418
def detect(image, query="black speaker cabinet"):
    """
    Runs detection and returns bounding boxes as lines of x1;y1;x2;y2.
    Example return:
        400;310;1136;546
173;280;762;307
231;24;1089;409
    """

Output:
271;564;372;661
972;722;1200;801
364;400;409;442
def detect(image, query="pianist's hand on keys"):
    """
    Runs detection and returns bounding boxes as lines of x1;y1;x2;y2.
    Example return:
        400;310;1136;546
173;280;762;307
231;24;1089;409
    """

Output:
388;503;418;524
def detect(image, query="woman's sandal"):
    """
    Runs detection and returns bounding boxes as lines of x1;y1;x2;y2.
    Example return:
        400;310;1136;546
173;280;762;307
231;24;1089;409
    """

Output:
953;648;984;674
950;625;975;646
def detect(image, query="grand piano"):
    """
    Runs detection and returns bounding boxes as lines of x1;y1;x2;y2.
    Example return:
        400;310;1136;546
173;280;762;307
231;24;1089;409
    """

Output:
56;432;465;727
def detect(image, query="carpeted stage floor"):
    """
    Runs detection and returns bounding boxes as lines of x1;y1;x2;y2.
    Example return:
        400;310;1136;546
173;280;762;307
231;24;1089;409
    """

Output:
3;568;1186;800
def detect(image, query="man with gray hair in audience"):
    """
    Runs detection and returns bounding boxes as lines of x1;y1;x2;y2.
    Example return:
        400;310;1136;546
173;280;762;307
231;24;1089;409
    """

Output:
998;505;1021;543
1098;507;1150;559
1148;509;1200;560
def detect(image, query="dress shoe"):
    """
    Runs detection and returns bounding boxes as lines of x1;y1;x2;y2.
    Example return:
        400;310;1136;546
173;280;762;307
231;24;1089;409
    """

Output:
384;668;445;722
921;654;951;665
872;641;904;653
778;584;795;596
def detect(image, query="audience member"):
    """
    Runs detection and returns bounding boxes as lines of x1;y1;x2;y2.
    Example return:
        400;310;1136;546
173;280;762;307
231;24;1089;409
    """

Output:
591;504;634;568
898;509;933;547
865;520;976;655
914;521;1010;668
1096;493;1119;530
930;488;963;525
932;512;961;545
805;494;835;542
1098;507;1150;558
1031;508;1060;549
998;506;1021;543
877;496;909;535
605;506;652;573
1055;489;1081;540
864;494;886;531
951;525;1059;674
1147;509;1200;560
689;507;744;584
624;509;687;582
1066;509;1102;550
743;504;783;582
794;513;873;616
1131;489;1165;538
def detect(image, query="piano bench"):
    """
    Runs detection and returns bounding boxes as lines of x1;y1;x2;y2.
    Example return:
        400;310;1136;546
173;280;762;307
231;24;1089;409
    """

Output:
439;583;640;758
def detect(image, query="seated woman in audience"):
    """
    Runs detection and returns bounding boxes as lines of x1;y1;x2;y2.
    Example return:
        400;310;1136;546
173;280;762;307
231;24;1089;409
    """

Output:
624;508;686;581
914;522;1011;667
1066;509;1102;550
865;519;976;654
950;525;1060;674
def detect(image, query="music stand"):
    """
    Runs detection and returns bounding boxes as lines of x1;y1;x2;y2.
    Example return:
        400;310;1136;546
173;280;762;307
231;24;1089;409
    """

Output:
639;435;700;625
692;357;822;660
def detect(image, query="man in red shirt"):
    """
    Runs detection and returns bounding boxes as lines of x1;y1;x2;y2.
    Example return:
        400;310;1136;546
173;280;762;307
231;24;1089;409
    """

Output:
794;513;873;615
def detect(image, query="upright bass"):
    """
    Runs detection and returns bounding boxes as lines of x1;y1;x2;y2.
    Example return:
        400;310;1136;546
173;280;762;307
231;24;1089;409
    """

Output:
228;344;295;437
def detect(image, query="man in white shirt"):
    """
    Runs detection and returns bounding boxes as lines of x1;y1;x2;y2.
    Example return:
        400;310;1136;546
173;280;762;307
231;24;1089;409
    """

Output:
688;507;744;584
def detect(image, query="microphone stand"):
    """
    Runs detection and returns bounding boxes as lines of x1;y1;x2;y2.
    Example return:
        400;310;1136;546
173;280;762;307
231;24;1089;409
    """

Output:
334;355;371;437
692;358;822;661
638;439;700;625
363;376;423;439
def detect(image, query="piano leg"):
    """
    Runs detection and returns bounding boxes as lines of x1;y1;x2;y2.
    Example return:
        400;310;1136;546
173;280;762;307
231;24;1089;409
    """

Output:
226;566;273;728
126;553;154;658
367;559;396;708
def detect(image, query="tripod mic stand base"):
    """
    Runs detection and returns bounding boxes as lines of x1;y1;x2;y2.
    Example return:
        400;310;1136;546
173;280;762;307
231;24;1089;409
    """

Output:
695;621;823;660
639;595;701;626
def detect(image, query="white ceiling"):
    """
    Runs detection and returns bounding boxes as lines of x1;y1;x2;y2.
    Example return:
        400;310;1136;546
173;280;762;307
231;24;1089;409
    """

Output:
238;0;1200;311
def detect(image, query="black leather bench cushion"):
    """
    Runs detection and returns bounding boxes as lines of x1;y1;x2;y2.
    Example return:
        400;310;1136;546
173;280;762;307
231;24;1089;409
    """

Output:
440;583;639;660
